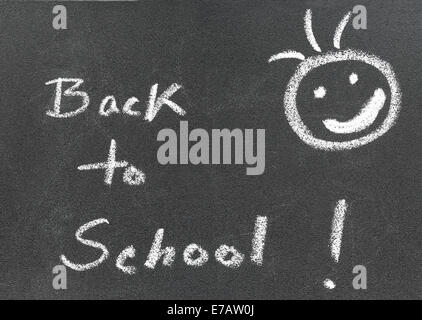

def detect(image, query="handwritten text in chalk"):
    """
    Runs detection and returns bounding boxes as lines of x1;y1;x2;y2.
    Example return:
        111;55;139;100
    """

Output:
60;216;268;273
45;78;185;121
78;139;145;186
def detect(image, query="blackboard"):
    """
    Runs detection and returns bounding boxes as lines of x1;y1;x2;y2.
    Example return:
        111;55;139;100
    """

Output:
0;0;421;300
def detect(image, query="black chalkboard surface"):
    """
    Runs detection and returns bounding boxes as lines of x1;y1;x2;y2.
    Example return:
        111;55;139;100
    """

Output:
0;0;421;300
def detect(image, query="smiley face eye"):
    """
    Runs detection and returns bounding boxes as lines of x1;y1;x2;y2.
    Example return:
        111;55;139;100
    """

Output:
314;86;326;99
349;72;358;85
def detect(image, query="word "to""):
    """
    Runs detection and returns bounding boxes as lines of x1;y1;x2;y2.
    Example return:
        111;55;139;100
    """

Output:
78;139;145;186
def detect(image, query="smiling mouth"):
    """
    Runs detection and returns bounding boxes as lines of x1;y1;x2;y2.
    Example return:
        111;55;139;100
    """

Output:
322;88;386;134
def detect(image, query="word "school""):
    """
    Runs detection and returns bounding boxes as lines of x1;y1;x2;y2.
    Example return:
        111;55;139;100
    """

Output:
60;216;268;273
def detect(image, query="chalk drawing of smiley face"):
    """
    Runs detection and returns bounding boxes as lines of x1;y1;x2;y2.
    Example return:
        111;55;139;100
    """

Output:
269;9;402;151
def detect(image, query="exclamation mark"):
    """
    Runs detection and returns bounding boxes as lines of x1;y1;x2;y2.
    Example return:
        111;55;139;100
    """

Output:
323;199;348;289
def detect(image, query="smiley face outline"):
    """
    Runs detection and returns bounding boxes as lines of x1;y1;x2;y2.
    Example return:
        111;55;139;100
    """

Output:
269;9;402;151
284;49;401;151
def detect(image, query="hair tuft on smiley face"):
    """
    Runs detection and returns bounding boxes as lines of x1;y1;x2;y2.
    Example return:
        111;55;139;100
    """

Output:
269;9;402;151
